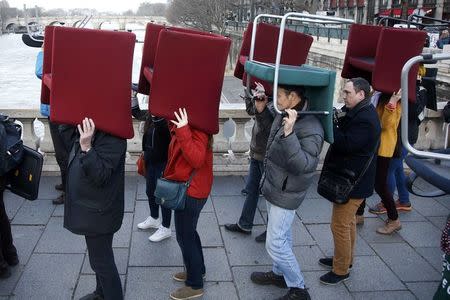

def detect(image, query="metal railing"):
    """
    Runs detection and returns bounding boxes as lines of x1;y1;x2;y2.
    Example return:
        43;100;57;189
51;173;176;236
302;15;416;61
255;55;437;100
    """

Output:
247;13;354;114
401;53;450;160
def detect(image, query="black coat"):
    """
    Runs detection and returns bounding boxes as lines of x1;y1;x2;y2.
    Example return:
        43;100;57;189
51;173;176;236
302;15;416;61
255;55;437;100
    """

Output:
132;107;170;164
63;130;127;236
325;99;381;199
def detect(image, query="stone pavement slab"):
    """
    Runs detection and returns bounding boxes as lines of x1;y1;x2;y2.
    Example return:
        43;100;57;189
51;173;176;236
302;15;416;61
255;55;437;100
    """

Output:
371;243;441;282
11;200;54;225
344;256;406;292
34;217;86;253
2;175;448;299
12;253;84;300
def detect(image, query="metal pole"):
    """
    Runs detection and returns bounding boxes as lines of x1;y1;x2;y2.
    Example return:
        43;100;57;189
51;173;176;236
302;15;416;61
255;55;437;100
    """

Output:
401;53;450;160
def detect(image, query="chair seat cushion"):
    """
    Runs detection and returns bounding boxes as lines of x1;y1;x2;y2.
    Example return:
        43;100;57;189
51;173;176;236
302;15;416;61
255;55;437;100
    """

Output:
143;66;153;85
244;61;330;86
348;56;375;72
43;73;52;89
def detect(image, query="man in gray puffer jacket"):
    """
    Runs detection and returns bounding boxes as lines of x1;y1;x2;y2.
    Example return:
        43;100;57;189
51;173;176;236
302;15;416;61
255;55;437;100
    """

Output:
251;84;324;300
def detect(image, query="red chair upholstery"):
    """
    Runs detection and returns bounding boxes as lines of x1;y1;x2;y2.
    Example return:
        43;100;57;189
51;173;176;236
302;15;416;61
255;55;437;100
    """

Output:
138;23;217;95
48;27;136;139
40;26;56;105
148;30;231;134
342;24;426;101
234;22;313;94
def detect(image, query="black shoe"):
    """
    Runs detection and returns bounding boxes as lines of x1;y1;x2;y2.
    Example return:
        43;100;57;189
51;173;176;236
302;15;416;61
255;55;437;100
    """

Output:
0;263;11;279
319;271;349;285
241;188;248;196
255;231;266;243
55;183;64;191
318;257;352;270
224;223;251;235
250;271;287;288
276;287;311;300
52;194;65;205
79;292;104;300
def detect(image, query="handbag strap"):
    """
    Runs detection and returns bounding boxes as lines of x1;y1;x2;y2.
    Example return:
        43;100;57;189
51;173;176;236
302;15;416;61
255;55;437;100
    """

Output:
353;139;380;186
185;170;197;187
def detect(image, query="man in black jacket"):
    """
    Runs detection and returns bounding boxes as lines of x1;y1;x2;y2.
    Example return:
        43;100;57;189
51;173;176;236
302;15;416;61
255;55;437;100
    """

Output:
319;78;381;285
63;118;126;300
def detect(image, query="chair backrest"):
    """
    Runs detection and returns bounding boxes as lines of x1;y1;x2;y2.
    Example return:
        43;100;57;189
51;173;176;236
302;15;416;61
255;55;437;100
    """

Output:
138;23;218;95
40;26;56;105
49;27;136;139
341;24;382;80
149;30;231;135
372;27;426;101
234;22;313;94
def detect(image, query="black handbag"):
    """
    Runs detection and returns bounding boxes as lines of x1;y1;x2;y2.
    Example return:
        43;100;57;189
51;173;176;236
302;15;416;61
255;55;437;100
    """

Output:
154;171;196;211
318;145;377;205
6;145;43;201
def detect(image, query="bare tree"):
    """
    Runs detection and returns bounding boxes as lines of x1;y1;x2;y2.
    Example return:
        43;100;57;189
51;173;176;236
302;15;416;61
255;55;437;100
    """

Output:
167;0;234;35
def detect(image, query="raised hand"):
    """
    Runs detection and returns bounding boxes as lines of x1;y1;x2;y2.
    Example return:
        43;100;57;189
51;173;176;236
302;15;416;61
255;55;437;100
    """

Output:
77;118;95;152
389;89;402;105
171;108;189;128
283;109;297;137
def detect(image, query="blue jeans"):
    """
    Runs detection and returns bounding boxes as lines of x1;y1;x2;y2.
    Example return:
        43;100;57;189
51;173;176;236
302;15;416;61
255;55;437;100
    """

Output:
387;147;410;204
266;201;305;289
175;196;207;289
238;158;264;231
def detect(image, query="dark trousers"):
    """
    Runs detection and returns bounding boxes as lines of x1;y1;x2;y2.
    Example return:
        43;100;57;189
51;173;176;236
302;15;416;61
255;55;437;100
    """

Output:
175;196;207;289
375;156;398;220
145;160;171;228
238;158;264;230
85;234;123;300
49;120;69;189
0;184;16;266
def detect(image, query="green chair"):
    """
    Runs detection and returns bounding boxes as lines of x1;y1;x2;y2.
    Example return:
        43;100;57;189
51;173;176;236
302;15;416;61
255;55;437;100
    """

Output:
245;61;336;143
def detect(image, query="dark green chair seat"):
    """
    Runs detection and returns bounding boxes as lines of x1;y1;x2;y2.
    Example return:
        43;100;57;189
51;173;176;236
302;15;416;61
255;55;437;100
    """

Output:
245;60;336;143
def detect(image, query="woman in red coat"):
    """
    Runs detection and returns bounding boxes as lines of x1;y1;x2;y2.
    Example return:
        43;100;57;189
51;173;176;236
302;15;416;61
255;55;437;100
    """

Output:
166;108;213;300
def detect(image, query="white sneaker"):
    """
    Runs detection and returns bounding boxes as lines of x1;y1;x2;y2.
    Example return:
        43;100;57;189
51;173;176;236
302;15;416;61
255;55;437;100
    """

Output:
137;216;161;230
149;225;171;242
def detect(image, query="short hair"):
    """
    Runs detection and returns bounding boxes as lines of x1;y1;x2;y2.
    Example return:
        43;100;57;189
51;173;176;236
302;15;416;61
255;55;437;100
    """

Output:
348;77;371;101
278;84;307;101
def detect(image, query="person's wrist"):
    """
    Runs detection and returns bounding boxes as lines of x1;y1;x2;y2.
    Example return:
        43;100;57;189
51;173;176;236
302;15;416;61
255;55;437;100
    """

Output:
81;145;91;153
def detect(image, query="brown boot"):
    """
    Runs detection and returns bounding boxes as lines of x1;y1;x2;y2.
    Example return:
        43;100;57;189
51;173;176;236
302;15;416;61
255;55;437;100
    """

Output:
52;193;64;205
376;219;401;235
170;286;203;300
173;271;205;282
356;215;364;226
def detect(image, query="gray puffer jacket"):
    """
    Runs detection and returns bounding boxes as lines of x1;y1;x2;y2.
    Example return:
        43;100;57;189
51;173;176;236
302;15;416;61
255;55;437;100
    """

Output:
261;111;324;210
245;96;275;161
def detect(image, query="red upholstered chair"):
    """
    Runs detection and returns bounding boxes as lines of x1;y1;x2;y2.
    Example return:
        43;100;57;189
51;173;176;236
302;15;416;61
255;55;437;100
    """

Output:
342;24;426;101
148;30;231;134
47;27;136;139
234;22;313;94
40;26;56;105
137;23;217;95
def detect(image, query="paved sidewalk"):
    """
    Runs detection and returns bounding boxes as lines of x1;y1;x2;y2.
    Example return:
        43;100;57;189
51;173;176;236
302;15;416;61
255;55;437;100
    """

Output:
1;174;448;300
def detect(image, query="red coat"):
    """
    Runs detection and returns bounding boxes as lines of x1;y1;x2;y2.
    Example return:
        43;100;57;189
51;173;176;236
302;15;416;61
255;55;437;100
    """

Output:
163;125;213;199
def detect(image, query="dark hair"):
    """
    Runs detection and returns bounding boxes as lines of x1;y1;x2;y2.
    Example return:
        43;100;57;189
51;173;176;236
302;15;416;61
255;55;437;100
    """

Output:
278;84;307;101
349;77;371;101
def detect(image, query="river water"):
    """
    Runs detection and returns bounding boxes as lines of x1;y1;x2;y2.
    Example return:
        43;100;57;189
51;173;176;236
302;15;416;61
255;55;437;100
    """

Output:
0;30;145;110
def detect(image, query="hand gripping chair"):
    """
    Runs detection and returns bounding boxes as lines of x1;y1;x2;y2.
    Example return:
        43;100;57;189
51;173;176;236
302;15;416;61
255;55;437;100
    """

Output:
234;22;313;95
147;30;231;135
137;23;219;96
341;24;427;102
41;27;136;139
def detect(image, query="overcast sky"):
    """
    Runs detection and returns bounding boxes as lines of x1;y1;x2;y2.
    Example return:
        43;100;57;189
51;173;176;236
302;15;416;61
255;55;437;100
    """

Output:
8;0;167;13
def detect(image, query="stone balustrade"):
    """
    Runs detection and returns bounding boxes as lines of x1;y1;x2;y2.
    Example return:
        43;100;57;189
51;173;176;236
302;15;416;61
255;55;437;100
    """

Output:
2;101;448;176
